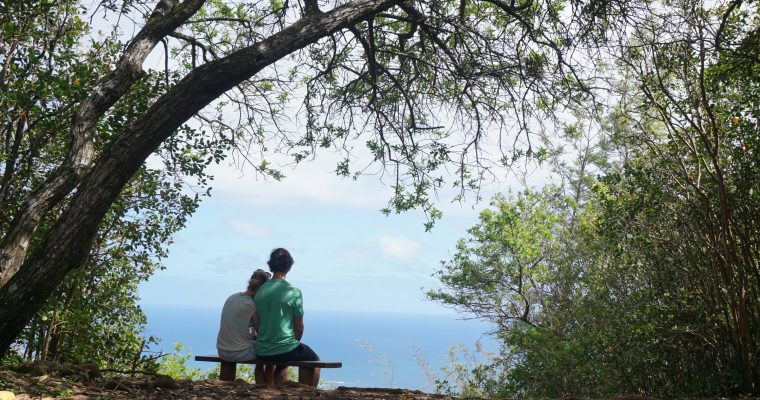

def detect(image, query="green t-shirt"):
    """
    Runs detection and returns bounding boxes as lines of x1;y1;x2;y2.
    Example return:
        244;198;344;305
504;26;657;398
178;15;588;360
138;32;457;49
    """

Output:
253;279;304;356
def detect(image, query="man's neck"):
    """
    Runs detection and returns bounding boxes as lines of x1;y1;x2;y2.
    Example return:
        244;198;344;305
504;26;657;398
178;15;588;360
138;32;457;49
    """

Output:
272;271;288;280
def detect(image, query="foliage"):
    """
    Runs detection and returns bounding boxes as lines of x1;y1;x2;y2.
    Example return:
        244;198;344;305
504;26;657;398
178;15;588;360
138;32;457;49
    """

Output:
15;162;201;368
428;186;575;332
430;183;736;397
156;343;204;380
1;1;211;369
430;2;760;397
600;0;760;392
429;344;500;398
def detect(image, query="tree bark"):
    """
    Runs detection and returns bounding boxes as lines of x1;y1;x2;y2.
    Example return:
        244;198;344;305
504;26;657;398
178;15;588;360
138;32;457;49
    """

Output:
0;0;401;357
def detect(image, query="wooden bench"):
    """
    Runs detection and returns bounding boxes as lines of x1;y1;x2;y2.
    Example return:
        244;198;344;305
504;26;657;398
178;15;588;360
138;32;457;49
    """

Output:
195;355;342;381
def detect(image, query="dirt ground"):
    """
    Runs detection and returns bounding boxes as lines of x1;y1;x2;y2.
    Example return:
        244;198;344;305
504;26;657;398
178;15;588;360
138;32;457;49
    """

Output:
0;364;467;400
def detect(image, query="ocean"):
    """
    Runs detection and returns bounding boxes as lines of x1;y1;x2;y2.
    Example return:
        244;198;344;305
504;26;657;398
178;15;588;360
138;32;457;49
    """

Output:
141;304;499;391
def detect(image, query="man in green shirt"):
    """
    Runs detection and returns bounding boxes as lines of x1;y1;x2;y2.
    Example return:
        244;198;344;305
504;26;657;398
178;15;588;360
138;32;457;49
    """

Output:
253;248;321;386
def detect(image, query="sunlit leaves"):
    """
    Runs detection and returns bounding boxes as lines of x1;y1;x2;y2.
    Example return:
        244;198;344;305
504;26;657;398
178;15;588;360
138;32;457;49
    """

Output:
428;186;574;328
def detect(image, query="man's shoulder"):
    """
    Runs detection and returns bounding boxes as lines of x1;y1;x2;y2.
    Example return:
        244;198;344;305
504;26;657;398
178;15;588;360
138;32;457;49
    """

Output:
279;281;301;294
262;279;298;289
258;280;300;296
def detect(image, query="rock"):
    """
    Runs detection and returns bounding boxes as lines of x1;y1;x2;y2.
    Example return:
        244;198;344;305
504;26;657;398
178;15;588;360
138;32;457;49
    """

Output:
0;391;15;400
176;379;194;390
104;379;133;391
28;361;55;377
56;362;101;382
7;362;32;373
78;362;101;380
149;374;179;390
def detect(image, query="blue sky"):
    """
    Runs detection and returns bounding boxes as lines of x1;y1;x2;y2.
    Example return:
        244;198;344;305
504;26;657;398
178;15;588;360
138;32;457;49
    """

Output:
138;150;549;315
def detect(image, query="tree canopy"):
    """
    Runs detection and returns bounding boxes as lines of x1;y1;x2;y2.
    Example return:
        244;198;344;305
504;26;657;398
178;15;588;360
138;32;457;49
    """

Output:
0;0;603;354
429;0;760;395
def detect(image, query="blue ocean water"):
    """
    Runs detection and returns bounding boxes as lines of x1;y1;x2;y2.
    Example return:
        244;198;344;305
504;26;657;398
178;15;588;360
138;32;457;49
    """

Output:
141;304;498;390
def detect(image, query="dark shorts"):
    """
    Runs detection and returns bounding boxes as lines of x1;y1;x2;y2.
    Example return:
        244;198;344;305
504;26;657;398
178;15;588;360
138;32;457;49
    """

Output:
256;343;320;363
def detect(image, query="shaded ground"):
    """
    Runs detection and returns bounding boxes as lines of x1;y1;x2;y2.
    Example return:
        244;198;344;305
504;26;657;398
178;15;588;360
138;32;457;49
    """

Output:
0;363;469;400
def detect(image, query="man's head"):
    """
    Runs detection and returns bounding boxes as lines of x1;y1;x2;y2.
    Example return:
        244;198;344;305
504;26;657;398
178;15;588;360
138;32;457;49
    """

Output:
247;268;272;291
267;248;294;274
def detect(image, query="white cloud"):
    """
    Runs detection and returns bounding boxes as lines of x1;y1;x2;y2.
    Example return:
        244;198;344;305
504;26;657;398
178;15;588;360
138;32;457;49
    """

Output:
340;245;371;262
378;235;421;260
328;237;430;279
207;152;393;210
229;219;271;237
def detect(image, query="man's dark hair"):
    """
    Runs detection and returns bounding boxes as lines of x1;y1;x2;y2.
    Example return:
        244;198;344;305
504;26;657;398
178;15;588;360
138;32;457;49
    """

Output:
267;248;294;273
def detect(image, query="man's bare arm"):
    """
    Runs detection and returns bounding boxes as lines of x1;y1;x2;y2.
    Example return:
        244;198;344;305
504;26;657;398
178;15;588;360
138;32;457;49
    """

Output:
252;310;260;333
293;316;304;341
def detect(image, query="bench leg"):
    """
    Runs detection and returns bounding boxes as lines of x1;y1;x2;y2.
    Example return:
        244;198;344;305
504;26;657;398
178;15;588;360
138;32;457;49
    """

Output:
273;365;289;385
219;361;237;381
